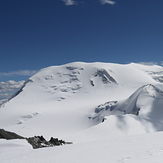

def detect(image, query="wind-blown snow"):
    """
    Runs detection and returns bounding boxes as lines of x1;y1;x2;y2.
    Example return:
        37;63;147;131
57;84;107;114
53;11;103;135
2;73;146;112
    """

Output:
0;62;163;163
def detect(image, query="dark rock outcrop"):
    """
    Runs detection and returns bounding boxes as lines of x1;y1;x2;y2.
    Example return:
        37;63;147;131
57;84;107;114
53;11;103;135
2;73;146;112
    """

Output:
0;129;72;149
0;129;24;140
94;69;117;84
27;136;66;149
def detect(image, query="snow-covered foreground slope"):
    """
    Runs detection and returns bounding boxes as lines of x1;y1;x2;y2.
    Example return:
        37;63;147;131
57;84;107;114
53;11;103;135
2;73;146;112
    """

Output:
1;132;163;163
1;62;163;162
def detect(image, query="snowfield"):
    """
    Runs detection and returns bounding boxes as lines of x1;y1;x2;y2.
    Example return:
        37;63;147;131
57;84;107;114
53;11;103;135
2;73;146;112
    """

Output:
1;62;163;163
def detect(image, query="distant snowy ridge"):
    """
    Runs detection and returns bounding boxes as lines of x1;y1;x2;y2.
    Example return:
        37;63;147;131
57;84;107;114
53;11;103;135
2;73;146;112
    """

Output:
10;62;163;102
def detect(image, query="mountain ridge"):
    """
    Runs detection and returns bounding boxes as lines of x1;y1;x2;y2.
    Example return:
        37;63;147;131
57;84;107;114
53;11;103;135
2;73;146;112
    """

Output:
0;62;163;138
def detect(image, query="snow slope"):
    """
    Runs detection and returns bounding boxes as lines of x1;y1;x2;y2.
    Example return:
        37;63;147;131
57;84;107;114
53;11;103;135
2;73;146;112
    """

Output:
0;62;163;163
2;132;163;163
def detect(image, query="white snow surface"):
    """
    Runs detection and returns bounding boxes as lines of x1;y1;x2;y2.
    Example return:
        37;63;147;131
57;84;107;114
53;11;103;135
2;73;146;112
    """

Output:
1;62;163;163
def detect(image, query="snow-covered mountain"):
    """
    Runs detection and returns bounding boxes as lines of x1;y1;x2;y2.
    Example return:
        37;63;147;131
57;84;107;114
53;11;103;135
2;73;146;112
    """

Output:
1;62;163;163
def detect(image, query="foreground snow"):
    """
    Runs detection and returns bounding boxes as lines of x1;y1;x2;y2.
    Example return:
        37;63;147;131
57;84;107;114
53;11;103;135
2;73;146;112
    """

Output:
0;62;163;162
1;131;163;163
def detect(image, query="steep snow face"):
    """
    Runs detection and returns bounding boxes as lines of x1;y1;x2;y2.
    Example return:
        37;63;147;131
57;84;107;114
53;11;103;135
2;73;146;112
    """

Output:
90;84;163;132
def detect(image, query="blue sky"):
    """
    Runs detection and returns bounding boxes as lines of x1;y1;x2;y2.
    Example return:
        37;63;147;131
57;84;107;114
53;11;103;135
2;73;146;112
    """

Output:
0;0;163;82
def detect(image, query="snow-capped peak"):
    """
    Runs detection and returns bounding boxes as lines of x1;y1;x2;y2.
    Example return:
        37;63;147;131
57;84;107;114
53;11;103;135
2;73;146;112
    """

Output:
0;62;163;138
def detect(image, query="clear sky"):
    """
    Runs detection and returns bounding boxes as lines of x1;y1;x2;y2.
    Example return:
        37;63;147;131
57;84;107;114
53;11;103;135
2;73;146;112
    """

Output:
0;0;163;82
